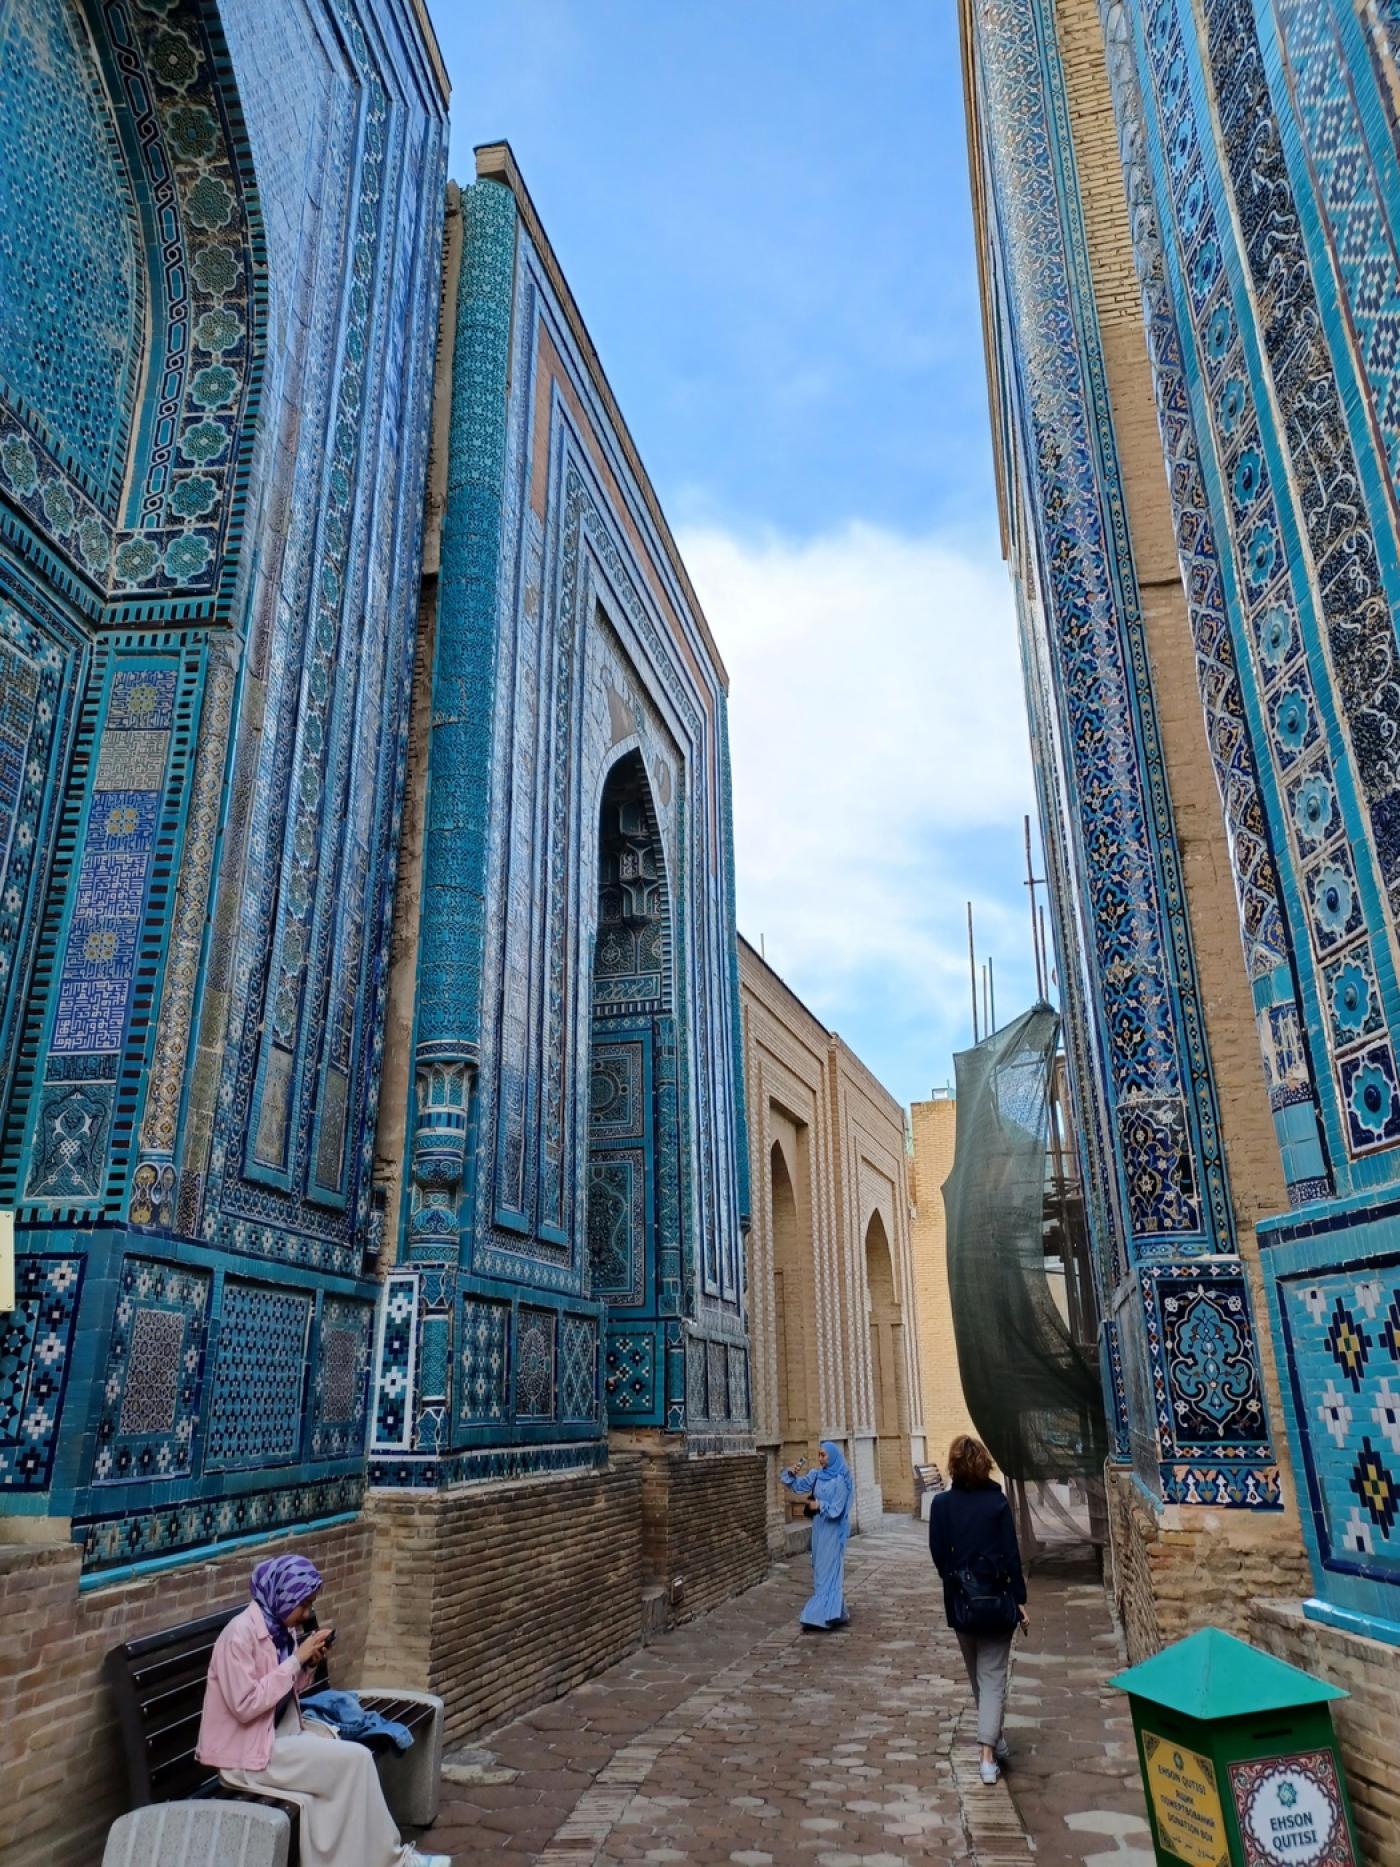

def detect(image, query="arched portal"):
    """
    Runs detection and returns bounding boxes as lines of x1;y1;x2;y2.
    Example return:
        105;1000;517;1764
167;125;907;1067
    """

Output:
770;1136;814;1465
587;750;676;1427
865;1208;911;1508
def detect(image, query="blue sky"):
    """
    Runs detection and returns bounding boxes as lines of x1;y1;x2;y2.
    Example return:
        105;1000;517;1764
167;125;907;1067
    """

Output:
438;2;1040;1108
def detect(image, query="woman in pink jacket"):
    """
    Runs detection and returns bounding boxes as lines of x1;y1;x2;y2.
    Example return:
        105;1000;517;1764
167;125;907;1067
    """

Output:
197;1554;449;1867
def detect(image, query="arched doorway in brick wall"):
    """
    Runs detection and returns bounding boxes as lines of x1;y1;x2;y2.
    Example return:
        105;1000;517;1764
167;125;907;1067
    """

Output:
865;1208;912;1510
771;1135;815;1468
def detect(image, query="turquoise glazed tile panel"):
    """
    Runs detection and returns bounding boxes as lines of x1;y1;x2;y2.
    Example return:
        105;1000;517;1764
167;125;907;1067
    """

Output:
92;1256;209;1484
203;1280;311;1473
0;0;141;501
0;1254;83;1489
310;1294;372;1460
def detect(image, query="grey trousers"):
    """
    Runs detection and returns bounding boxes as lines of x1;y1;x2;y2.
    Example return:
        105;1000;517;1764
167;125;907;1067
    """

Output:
956;1630;1014;1747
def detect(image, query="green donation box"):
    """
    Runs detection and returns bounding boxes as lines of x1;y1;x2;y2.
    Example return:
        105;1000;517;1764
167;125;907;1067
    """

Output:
1109;1628;1359;1867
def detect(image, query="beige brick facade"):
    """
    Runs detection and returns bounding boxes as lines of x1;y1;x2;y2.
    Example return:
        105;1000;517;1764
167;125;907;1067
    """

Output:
739;939;925;1536
907;1097;977;1472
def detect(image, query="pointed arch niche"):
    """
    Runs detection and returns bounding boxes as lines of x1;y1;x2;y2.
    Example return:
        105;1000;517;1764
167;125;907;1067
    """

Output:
768;1124;818;1471
587;749;679;1428
865;1207;912;1508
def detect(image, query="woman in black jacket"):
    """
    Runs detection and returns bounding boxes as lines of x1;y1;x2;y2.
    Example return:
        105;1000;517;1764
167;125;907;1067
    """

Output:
928;1435;1029;1785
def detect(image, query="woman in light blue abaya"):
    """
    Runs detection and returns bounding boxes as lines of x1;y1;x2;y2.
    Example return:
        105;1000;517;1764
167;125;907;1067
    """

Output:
780;1440;853;1631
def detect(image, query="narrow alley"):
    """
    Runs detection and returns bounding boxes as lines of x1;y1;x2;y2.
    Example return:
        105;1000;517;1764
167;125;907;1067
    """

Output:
427;1522;1152;1867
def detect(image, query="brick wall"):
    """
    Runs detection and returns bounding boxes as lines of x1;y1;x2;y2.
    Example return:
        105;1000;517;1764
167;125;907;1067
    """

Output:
1249;1598;1400;1867
739;939;923;1533
907;1098;976;1469
364;1465;645;1741
639;1451;769;1624
0;1518;373;1867
1108;1471;1310;1662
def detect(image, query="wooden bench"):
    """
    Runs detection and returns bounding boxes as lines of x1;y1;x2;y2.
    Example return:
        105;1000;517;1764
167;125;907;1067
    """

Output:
914;1463;945;1517
105;1606;444;1857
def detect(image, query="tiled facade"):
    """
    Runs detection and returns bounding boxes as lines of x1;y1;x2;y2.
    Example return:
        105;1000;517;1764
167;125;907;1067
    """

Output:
0;0;448;1573
739;939;924;1535
371;148;751;1492
963;0;1400;1824
0;13;764;1841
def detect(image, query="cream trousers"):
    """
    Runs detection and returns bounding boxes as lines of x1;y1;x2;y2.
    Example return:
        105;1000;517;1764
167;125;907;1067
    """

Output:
221;1708;413;1867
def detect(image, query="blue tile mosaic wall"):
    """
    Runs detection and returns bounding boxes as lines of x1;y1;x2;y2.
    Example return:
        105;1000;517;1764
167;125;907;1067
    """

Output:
0;0;141;504
94;1257;208;1485
1262;1193;1400;1639
0;0;261;616
973;0;1400;1627
0;1255;83;1489
377;167;750;1479
310;1295;373;1461
1101;0;1400;1628
204;1281;312;1472
0;0;447;1578
1097;0;1331;1208
970;0;1281;1509
1122;0;1400;1196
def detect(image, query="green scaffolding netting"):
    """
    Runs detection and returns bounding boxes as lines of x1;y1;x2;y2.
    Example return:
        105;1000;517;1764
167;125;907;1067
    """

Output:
943;1002;1109;1483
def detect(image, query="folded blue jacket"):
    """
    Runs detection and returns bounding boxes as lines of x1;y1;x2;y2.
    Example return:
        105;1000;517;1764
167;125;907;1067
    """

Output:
300;1688;415;1752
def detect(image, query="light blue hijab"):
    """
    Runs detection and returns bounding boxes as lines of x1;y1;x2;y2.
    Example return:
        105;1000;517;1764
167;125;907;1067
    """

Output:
814;1439;852;1516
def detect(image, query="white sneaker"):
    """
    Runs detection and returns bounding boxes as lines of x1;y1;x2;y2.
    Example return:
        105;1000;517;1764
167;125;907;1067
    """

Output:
980;1759;1000;1786
409;1854;452;1867
994;1737;1010;1764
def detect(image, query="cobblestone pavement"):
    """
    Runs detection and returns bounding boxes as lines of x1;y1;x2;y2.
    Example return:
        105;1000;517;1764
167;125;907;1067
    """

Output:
426;1518;1149;1867
999;1549;1152;1867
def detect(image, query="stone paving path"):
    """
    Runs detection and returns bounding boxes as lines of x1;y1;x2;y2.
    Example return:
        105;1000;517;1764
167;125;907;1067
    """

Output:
426;1518;1150;1867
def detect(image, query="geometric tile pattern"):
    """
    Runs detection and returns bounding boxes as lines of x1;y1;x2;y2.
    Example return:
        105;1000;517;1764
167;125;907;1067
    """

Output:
95;1257;209;1484
204;1282;311;1472
0;0;141;499
0;1255;82;1489
310;1295;373;1460
604;1328;659;1420
0;0;449;1583
970;0;1281;1509
25;665;176;1201
1135;0;1400;1169
0;592;83;1123
559;1313;598;1424
588;1035;650;1315
0;0;258;600
77;1471;364;1576
372;1274;417;1452
1280;1268;1400;1579
1097;5;1327;1203
975;0;1234;1256
459;1296;510;1428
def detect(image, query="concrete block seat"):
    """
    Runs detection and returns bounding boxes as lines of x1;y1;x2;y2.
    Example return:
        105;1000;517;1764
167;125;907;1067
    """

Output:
102;1801;290;1866
105;1605;445;1857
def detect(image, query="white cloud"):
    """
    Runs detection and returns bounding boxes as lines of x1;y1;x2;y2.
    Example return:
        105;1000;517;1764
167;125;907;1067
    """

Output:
680;520;1037;1085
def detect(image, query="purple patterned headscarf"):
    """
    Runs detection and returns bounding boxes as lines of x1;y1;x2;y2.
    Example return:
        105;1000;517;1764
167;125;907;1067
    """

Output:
249;1555;323;1657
